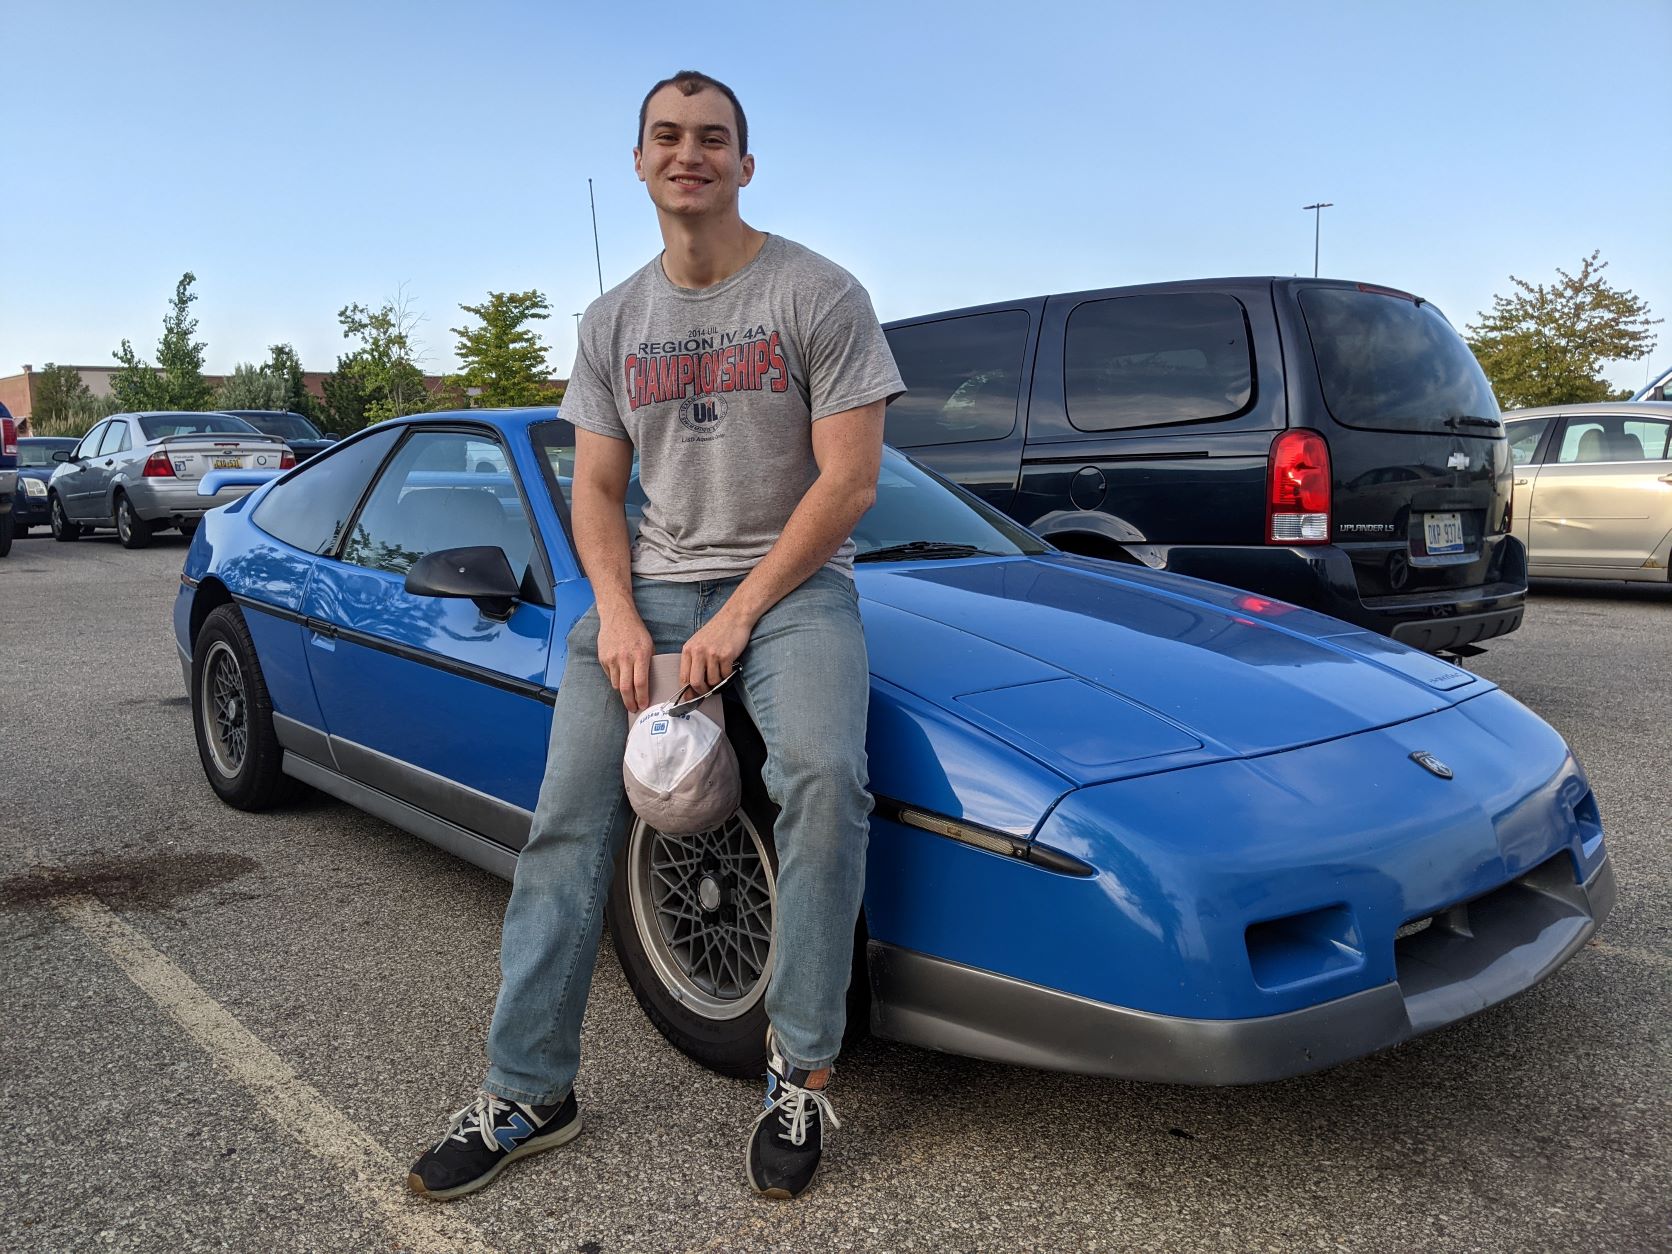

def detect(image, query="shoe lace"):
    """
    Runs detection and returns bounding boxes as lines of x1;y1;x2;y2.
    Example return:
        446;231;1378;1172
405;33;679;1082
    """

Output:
436;1092;514;1154
761;1078;841;1148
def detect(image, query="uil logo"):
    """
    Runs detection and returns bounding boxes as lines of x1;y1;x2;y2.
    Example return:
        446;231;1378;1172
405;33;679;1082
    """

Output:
678;393;728;434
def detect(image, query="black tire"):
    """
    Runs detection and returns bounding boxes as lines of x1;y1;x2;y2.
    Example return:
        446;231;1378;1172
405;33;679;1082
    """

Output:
605;752;870;1078
0;510;12;558
179;518;200;537
191;603;290;810
14;525;27;538
115;493;153;549
49;495;80;541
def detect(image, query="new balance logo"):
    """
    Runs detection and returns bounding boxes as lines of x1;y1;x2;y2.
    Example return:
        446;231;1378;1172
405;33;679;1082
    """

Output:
494;1112;536;1151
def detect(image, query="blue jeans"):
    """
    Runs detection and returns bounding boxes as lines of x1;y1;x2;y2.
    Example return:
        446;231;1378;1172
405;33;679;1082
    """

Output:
484;568;872;1103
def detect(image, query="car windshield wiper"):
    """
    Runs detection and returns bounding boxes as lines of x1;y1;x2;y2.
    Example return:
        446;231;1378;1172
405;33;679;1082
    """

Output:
854;540;996;563
1444;414;1501;431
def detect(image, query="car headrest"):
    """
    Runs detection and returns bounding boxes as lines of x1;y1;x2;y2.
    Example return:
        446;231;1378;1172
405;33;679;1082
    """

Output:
1577;428;1607;462
1611;432;1644;460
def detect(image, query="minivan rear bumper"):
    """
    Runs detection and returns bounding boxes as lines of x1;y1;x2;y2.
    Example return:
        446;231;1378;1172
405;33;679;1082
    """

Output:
1156;538;1526;652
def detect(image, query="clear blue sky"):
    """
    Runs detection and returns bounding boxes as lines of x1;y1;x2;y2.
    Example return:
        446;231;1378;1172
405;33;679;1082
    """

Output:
5;0;1668;392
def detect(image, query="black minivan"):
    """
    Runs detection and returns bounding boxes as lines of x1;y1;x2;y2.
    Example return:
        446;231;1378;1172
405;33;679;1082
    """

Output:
881;278;1525;654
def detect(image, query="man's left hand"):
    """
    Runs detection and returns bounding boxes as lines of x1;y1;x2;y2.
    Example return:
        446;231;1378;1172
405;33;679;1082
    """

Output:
681;607;752;694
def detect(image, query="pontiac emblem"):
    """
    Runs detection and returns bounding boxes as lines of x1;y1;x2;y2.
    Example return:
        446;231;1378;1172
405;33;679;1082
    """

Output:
1411;751;1453;779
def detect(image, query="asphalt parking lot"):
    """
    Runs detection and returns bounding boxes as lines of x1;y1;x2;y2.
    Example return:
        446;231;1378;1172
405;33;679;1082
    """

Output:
3;531;1669;1253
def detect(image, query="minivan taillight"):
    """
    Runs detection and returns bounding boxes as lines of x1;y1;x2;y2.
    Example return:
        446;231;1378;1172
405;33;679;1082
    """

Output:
1267;430;1331;544
142;450;176;478
1;417;15;457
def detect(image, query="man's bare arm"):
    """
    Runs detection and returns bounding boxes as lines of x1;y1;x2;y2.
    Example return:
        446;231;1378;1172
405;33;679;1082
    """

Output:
571;428;654;712
679;398;884;691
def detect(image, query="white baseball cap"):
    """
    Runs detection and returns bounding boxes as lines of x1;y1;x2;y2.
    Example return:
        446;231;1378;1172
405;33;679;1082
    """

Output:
623;656;741;834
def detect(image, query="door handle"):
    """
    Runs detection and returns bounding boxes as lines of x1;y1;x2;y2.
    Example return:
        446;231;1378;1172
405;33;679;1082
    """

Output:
1514;478;1529;486
1659;473;1672;484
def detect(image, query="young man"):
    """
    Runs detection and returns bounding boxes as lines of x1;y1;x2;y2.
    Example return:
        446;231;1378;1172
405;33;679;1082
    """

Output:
408;70;902;1202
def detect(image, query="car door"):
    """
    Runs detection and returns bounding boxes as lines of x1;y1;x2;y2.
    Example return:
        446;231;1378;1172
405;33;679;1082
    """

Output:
1504;417;1552;563
1531;414;1672;569
301;424;558;849
59;421;109;518
92;418;133;518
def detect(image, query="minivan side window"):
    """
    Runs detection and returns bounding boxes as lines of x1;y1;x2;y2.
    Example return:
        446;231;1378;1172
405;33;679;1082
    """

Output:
1064;293;1254;431
882;311;1030;448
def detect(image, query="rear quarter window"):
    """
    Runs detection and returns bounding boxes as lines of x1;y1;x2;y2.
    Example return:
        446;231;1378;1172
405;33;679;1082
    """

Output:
1299;288;1500;434
1064;293;1254;431
251;427;401;555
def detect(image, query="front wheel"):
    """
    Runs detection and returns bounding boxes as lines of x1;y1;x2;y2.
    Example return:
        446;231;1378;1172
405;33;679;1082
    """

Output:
50;495;81;541
607;791;781;1077
191;604;289;810
116;493;153;549
0;511;12;558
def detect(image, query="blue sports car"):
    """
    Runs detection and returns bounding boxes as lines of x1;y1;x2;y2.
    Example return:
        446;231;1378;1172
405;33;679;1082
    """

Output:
173;408;1614;1083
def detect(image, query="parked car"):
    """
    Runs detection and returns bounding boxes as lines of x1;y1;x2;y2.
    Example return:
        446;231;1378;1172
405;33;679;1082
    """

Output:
218;410;338;462
13;436;80;535
48;411;293;548
1502;401;1672;582
0;401;17;558
881;278;1526;656
173;407;1612;1085
1631;364;1670;402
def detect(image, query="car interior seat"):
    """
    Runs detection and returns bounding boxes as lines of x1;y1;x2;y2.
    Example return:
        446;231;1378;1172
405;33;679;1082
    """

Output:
1576;428;1609;462
1610;432;1645;460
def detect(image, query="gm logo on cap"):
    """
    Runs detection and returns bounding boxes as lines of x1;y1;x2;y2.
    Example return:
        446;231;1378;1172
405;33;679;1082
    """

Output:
650;719;670;736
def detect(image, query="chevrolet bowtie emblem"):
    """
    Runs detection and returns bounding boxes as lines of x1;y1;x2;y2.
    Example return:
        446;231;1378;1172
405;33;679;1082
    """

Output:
1447;452;1469;470
1411;751;1453;779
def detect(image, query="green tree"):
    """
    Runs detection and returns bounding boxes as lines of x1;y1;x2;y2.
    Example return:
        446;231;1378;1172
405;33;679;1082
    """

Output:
110;271;215;410
216;362;288;411
451;289;556;406
1466;251;1660;409
266;343;321;421
322;292;432;432
31;364;95;427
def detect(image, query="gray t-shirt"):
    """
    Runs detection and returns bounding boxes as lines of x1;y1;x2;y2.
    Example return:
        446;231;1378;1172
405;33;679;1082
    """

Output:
562;234;905;582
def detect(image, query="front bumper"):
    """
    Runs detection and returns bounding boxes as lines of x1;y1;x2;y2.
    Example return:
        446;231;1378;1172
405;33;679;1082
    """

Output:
869;853;1615;1084
1157;539;1526;652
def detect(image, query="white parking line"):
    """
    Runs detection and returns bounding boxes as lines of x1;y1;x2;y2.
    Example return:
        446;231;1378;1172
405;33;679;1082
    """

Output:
56;895;501;1254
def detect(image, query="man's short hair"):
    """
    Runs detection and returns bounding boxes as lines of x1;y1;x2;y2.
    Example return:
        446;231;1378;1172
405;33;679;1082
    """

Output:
638;70;748;157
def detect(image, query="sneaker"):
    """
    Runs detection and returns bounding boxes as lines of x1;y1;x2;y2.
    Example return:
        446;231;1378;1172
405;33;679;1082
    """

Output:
746;1039;840;1199
407;1090;581;1202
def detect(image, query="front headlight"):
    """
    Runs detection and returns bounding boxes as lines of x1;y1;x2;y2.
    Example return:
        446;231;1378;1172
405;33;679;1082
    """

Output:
22;478;47;497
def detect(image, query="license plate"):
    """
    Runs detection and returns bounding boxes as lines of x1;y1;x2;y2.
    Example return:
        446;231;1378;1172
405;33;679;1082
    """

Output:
213;457;241;469
1423;512;1464;555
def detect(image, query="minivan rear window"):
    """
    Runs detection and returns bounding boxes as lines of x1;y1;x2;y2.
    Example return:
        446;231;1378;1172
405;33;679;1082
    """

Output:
1298;289;1501;434
883;310;1029;448
1064;293;1254;431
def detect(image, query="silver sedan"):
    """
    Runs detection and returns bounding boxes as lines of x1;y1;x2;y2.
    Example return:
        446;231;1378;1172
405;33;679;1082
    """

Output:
47;411;293;548
1503;400;1672;582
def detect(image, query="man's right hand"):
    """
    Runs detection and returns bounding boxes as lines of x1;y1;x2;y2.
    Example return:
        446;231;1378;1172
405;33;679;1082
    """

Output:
597;611;653;713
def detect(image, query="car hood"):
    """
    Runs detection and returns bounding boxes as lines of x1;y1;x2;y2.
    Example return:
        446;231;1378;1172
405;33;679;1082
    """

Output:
17;467;55;483
856;554;1492;787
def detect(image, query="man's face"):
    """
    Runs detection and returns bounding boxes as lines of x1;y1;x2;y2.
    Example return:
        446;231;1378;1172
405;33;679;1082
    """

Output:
634;84;753;218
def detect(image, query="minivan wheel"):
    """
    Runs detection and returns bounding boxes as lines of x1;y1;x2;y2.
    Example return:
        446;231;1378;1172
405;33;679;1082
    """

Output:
607;791;780;1078
191;604;289;810
49;495;81;541
116;494;153;549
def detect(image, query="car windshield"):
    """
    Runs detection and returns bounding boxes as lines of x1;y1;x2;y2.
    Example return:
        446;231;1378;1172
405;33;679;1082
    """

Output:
139;414;262;438
241;413;321;440
529;419;1046;561
18;439;78;467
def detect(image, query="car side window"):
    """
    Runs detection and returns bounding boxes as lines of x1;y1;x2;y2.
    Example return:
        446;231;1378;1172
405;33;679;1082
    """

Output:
341;430;535;580
882;311;1029;448
252;427;401;555
75;422;108;459
1506;419;1548;466
97;421;130;457
1064;293;1254;431
1620;418;1671;460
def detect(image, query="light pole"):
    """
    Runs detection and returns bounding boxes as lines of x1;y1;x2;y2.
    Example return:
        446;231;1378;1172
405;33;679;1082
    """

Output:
589;178;604;298
1302;202;1333;278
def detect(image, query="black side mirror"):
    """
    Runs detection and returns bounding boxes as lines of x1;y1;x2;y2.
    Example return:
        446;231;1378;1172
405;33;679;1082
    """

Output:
405;546;520;620
325;431;341;441
52;449;73;463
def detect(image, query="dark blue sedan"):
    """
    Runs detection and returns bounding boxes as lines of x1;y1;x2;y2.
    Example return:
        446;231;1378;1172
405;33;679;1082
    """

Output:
14;437;81;534
172;408;1614;1084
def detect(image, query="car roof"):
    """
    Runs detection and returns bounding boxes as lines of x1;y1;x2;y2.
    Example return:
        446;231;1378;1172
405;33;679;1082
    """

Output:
1502;401;1672;420
369;406;561;435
